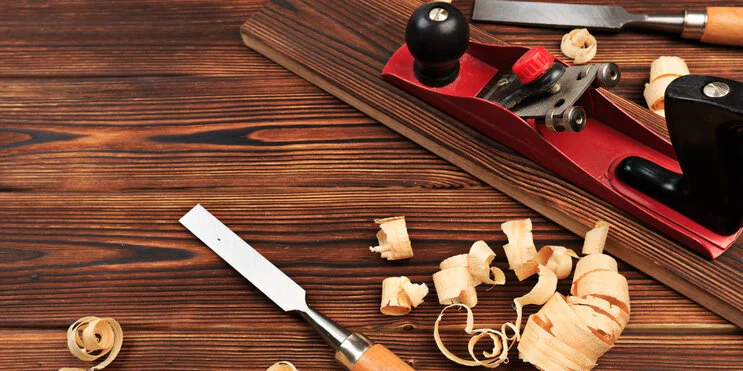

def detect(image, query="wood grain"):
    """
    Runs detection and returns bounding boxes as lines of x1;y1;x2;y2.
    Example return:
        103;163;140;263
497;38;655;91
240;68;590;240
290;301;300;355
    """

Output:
1;0;742;370
351;344;415;371
240;0;743;327
0;191;727;328
701;7;743;47
2;328;741;370
0;192;739;370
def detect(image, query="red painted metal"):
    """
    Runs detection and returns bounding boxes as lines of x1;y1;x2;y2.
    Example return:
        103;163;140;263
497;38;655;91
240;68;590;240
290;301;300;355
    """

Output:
381;41;742;258
512;46;554;84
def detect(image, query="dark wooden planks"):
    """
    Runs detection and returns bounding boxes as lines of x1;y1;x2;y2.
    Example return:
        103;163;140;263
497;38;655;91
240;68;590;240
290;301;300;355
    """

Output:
1;0;739;102
1;77;484;191
239;0;743;326
0;190;728;329
2;328;741;370
1;0;742;369
0;191;739;371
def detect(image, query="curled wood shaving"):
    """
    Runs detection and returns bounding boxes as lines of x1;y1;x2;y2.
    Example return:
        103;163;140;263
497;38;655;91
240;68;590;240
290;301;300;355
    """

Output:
571;305;623;342
59;317;123;371
469;241;506;286
432;264;555;368
519;314;596;370
433;241;506;308
370;216;414;260
380;276;429;316
433;220;630;370
643;56;689;117
571;253;618;293
440;253;482;286
403;281;430;307
536;245;579;279
434;266;478;307
433;304;515;368
582;221;610;255
489;267;506;286
519;222;630;370
513;265;558;336
266;361;298;371
381;276;413;316
572;270;630;313
568;295;629;329
440;253;471;270
502;219;539;281
560;28;597;64
539;294;612;361
650;56;690;83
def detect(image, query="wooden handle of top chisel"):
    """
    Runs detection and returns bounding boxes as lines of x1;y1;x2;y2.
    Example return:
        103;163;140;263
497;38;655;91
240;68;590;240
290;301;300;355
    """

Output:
702;7;743;47
351;344;415;371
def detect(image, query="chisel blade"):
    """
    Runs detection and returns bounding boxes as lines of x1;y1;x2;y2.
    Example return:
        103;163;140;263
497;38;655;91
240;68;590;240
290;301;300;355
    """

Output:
180;204;308;313
472;0;640;31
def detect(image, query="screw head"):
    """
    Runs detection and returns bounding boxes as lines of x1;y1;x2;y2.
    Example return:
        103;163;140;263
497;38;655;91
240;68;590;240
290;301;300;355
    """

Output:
703;81;730;98
428;7;448;21
564;106;587;132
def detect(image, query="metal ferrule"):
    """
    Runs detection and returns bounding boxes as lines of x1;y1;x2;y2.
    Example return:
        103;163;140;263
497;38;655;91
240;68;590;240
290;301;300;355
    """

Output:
298;306;351;351
681;9;707;39
298;307;374;370
335;333;374;370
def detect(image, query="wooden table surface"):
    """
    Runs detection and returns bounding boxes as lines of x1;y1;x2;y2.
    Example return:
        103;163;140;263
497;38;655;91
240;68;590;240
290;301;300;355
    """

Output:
1;0;741;370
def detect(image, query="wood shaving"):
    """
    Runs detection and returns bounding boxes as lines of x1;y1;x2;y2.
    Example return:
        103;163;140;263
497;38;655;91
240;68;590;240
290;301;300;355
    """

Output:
59;317;123;371
643;56;689;117
536;245;579;279
403;281;430;307
468;241;506;285
433;304;515;368
266;361;298;371
572;270;630;313
513;265;558;336
519;223;630;370
433;220;630;370
432;264;555;368
650;56;690;83
519;314;596;370
433;241;506;308
434;266;478;307
582;221;610;255
502;219;539;281
568;295;629;329
380;276;429;316
538;294;612;361
369;216;414;260
571;253;618;293
440;253;471;270
560;28;597;64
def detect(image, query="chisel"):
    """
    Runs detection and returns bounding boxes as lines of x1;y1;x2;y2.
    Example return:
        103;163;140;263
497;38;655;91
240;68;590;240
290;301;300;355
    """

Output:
472;0;743;47
180;204;414;371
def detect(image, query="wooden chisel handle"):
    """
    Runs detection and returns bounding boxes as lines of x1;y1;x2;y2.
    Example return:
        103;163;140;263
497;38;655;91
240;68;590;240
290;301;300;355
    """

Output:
350;343;415;371
333;333;414;370
701;7;743;47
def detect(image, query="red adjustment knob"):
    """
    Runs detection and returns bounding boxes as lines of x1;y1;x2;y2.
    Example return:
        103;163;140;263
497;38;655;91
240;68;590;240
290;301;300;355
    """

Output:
512;46;555;84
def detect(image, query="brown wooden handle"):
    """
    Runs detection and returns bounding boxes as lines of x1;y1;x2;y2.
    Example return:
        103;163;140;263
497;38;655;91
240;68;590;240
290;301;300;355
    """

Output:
351;344;415;371
701;7;743;47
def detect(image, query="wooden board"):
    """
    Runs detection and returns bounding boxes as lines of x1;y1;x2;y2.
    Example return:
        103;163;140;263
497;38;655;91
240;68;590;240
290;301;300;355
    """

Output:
3;0;743;369
0;191;739;370
240;0;743;327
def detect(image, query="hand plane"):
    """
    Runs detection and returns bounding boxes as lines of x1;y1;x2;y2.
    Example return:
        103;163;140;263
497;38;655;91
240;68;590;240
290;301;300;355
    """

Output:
382;2;743;258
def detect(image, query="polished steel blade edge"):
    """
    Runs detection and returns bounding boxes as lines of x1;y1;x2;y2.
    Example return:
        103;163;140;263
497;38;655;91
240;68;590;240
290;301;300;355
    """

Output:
179;204;307;312
472;0;632;31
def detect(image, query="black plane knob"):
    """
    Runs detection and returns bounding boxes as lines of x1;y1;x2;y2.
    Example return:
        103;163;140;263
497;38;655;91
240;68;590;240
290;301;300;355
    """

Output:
405;2;469;87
